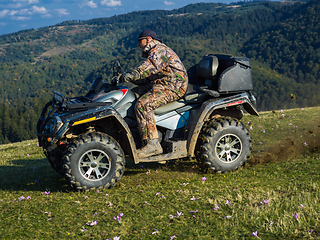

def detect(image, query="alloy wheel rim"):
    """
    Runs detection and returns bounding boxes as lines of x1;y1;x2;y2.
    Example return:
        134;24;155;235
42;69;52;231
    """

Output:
78;149;111;181
215;133;242;163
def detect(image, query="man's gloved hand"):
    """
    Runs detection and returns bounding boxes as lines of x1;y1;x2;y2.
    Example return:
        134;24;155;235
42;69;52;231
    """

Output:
120;70;140;83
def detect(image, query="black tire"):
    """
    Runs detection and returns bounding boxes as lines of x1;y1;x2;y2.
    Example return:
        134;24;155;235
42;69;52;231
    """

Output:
196;117;252;173
45;146;64;175
63;132;125;191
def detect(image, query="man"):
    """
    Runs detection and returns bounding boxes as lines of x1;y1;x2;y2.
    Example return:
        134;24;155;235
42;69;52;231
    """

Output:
121;29;188;158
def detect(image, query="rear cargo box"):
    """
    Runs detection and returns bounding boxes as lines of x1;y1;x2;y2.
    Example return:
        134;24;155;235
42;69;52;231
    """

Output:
215;54;253;93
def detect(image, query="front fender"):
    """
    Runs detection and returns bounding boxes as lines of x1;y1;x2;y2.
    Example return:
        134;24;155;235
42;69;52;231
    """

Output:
187;92;259;157
66;106;139;163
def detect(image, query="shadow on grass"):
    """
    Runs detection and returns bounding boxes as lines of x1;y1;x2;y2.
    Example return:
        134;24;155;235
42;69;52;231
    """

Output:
124;158;202;176
0;158;72;192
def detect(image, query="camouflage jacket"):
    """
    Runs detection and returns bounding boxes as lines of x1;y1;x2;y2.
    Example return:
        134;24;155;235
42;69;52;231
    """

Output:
135;40;188;97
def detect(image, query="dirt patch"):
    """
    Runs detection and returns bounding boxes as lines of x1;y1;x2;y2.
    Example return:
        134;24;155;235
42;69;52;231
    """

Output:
32;46;75;64
248;129;320;166
40;46;75;57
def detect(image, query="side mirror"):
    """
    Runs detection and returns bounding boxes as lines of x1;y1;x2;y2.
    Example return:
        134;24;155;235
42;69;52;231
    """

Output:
113;60;121;76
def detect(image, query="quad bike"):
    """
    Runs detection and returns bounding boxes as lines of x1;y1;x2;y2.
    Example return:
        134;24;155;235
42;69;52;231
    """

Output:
37;54;259;191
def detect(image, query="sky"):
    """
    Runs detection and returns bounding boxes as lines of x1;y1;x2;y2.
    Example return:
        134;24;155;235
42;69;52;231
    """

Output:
0;0;237;36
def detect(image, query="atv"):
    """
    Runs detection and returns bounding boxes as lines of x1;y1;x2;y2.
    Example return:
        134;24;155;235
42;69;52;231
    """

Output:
36;54;259;191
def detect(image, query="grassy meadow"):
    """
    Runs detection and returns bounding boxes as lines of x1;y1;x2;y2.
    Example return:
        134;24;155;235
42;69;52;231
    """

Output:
1;107;320;239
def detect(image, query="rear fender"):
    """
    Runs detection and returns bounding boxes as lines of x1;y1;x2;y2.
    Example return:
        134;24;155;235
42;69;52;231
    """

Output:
187;92;259;157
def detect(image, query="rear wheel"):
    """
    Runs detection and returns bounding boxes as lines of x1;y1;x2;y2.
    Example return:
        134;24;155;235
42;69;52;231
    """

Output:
63;132;125;191
196;117;251;173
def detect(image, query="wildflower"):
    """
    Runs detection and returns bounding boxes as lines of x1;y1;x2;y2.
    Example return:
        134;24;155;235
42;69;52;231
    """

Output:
152;229;159;234
18;196;26;201
213;204;220;210
26;196;32;199
309;229;313;233
251;231;261;239
169;215;175;219
176;211;183;217
43;191;50;195
27;154;30;157
269;221;274;226
113;237;120;240
300;204;304;208
156;192;161;196
86;220;98;226
226;200;232;205
94;212;98;216
181;182;189;186
304;142;307;146
84;196;89;199
146;169;151;175
224;216;232;219
80;227;87;232
170;236;177;240
260;199;269;205
97;190;101;193
262;129;265;133
201;177;207;181
105;194;109;196
190;196;197;201
144;201;150;205
114;213;124;224
293;213;299;222
250;126;253;130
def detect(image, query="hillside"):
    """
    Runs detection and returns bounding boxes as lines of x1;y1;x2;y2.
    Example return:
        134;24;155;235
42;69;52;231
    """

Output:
0;0;319;143
1;106;320;239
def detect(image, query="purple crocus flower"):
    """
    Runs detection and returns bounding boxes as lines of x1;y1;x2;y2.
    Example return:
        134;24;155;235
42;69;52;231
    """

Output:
251;231;261;239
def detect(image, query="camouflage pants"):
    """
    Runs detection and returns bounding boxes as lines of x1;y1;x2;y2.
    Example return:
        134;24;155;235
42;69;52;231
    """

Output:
134;84;183;141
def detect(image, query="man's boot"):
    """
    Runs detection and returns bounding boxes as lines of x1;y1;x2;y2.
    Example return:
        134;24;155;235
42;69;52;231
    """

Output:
137;138;163;158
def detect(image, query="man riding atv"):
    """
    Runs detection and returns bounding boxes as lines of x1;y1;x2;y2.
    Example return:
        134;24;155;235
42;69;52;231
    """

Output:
120;29;188;158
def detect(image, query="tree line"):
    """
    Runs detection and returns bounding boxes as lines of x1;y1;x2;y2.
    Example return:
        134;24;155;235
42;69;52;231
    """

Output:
0;0;319;143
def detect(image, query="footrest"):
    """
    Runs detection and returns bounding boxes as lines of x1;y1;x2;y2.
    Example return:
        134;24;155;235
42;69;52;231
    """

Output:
163;139;187;153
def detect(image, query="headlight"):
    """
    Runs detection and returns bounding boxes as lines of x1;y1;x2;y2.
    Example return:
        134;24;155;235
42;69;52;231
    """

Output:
44;116;63;134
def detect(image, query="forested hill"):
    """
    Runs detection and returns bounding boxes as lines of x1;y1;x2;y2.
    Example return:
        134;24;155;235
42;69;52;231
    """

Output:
0;0;319;143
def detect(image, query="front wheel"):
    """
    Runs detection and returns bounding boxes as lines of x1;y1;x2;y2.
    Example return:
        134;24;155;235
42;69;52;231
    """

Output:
63;132;125;191
196;117;252;173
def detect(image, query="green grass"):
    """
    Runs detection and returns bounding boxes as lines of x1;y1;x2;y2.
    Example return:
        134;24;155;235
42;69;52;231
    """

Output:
1;107;320;239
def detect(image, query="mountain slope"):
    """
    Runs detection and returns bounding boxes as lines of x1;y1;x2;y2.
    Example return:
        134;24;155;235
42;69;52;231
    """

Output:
0;0;318;144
